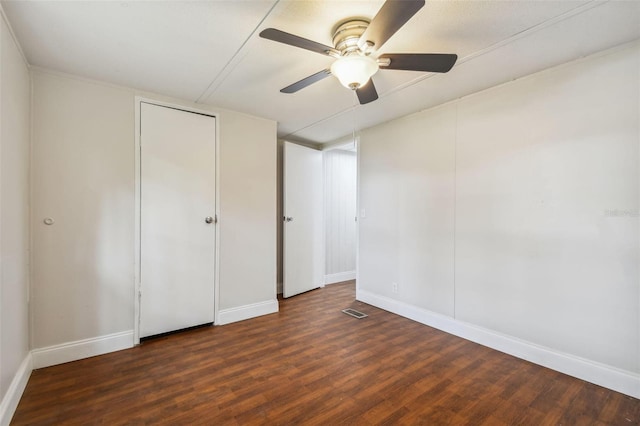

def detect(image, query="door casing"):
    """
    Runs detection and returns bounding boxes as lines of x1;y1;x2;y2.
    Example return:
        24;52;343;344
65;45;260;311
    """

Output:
133;97;220;344
283;141;324;298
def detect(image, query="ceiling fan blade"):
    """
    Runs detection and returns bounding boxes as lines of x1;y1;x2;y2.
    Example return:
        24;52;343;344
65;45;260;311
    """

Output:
260;28;339;57
358;0;425;51
281;69;332;94
378;53;458;73
356;79;378;105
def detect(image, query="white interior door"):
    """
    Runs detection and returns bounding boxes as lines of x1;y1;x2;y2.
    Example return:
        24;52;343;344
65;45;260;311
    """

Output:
283;142;323;298
140;102;216;338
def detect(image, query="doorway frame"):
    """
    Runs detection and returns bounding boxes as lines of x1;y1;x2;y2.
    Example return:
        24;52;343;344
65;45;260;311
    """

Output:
282;141;325;298
320;138;359;288
133;97;221;345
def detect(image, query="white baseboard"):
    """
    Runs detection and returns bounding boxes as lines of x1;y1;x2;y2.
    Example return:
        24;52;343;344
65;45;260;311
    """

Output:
324;271;356;285
357;289;640;399
217;299;279;325
0;353;32;426
31;330;134;369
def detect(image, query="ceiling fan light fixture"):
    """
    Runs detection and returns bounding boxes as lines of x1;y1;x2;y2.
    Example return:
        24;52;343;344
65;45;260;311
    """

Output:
330;55;379;90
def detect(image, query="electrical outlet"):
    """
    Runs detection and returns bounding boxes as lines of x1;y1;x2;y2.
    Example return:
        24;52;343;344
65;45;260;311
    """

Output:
392;282;398;294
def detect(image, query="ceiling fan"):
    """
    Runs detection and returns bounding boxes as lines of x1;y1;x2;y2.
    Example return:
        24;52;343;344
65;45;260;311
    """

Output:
259;0;457;105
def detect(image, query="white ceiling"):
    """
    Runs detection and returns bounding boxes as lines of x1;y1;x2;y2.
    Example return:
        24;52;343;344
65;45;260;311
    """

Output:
2;0;639;145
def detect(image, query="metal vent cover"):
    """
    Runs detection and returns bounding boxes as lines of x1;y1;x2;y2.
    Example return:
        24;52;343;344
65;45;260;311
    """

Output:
342;308;368;319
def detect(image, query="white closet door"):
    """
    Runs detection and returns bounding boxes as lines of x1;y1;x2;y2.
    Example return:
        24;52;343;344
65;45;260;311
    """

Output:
283;142;323;298
140;103;216;338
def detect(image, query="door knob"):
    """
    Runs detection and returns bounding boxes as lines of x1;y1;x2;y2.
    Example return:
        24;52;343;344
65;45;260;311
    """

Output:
205;216;214;224
285;216;294;222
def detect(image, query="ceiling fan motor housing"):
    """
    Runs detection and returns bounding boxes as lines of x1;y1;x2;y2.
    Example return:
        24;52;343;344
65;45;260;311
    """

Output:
330;19;379;90
332;20;371;55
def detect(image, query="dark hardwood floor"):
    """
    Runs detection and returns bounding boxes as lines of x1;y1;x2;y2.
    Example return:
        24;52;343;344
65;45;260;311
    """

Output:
12;281;639;425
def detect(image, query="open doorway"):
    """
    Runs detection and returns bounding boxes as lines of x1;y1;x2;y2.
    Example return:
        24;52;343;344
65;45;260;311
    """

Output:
276;140;358;296
323;144;357;285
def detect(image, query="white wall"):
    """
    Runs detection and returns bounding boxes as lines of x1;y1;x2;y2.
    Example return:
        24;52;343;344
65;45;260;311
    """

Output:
218;110;277;311
359;104;457;316
31;71;134;350
323;149;357;284
0;10;31;424
30;69;276;360
358;41;639;396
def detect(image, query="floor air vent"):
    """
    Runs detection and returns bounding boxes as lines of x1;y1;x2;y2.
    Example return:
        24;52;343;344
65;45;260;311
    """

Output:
342;308;368;319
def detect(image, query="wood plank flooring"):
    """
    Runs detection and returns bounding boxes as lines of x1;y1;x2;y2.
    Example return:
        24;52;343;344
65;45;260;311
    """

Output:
12;281;639;425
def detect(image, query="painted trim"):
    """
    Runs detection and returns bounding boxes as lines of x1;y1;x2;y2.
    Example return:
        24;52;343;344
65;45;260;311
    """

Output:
0;3;29;68
324;271;356;285
213;108;221;327
134;97;220;342
133;96;141;344
357;289;640;399
0;353;32;426
31;330;134;369
321;135;357;152
217;300;279;325
194;0;281;103
355;136;360;295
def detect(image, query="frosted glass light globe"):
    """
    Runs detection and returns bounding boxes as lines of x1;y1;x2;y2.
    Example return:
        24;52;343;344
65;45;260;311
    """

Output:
330;55;379;90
